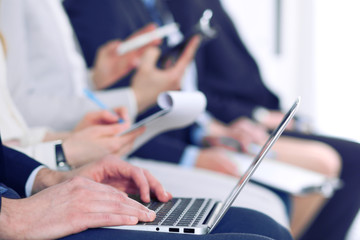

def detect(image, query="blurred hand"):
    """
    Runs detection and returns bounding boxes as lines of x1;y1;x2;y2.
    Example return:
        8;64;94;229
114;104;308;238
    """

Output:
195;147;239;177
74;107;129;131
92;24;161;89
131;35;201;113
229;118;269;150
63;124;145;168
257;110;295;130
202;119;263;153
0;177;156;240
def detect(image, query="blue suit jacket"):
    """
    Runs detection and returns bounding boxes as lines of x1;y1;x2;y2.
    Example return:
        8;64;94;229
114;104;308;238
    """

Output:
166;0;280;123
64;0;195;164
63;0;280;164
63;0;280;123
0;136;41;198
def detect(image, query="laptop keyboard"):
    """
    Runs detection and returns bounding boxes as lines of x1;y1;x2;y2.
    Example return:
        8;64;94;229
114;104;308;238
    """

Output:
141;198;210;227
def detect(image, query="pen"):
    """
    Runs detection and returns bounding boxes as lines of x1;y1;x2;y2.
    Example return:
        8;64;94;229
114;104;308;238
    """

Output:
83;88;124;123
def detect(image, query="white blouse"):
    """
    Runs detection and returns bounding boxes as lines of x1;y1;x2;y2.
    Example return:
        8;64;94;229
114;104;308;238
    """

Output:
0;0;137;131
0;42;59;169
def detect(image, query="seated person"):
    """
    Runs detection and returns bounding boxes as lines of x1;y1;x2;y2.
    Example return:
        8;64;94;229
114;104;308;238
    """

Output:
62;1;343;237
0;32;291;231
0;0;243;179
0;136;294;240
163;1;360;239
62;0;360;239
0;0;200;131
0;33;143;169
61;0;340;178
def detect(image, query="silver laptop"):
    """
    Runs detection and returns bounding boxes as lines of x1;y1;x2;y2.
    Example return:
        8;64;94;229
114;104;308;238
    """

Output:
112;97;300;234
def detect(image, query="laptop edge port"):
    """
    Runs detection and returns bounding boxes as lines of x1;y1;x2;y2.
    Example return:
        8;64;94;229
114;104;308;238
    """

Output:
184;228;195;233
169;228;179;232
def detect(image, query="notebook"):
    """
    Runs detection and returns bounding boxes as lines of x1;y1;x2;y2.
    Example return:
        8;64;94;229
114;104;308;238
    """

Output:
110;97;300;234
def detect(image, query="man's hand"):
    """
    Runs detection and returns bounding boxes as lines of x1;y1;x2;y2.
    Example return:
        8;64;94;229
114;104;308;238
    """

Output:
202;118;267;154
10;154;173;239
257;110;295;130
131;36;201;113
195;147;239;177
92;24;161;89
63;124;145;168
69;155;172;203
0;177;156;240
229;118;269;150
31;156;173;203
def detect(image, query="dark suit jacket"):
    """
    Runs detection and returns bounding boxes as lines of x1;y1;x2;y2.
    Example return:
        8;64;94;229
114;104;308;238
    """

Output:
63;0;196;164
63;0;280;124
0;136;41;198
63;0;281;164
166;0;280;123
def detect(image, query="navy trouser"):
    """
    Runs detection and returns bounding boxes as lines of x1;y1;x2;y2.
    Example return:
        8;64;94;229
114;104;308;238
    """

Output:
283;131;360;240
61;207;293;240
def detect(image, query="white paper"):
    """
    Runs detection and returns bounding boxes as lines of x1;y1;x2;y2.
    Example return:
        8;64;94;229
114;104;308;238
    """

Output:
129;91;206;153
226;151;342;197
117;23;179;55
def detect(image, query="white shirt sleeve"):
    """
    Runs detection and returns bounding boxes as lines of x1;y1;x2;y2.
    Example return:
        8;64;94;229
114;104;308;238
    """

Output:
10;141;59;170
0;0;137;131
25;166;47;197
95;88;138;122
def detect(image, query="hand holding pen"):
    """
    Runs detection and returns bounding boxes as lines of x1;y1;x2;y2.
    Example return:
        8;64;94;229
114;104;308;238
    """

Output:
83;88;124;123
73;89;129;131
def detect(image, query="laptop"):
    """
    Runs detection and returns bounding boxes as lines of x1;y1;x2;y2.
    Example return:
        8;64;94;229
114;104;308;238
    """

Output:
111;97;300;234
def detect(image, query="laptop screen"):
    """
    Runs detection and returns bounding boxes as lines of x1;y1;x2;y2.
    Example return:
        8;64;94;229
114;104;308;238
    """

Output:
209;97;300;232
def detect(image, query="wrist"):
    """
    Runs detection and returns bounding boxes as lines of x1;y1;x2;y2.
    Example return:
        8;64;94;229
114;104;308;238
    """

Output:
0;198;15;239
88;69;100;90
31;168;66;194
44;130;71;141
91;69;103;90
132;87;155;113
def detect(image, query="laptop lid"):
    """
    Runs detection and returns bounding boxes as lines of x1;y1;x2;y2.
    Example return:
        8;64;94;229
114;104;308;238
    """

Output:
208;97;300;233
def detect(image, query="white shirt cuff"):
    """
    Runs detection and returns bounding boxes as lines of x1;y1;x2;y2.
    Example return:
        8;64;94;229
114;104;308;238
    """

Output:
25;166;47;197
179;146;200;168
252;107;270;123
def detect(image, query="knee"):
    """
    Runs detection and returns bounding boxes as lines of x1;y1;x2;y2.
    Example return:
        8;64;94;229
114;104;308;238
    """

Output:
308;141;342;177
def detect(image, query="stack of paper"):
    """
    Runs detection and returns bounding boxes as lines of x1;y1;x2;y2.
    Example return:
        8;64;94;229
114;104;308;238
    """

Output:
227;151;342;197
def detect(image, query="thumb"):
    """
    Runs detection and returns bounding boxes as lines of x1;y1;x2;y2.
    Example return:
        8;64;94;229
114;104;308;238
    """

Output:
103;40;121;55
139;47;161;69
91;124;127;137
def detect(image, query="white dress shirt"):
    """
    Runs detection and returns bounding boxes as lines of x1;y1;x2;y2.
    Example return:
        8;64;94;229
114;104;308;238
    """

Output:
0;38;49;196
0;40;290;225
0;0;137;131
0;38;61;170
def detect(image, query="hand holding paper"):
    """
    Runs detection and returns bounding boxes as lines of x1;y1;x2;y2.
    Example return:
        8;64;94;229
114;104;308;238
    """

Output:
126;91;207;153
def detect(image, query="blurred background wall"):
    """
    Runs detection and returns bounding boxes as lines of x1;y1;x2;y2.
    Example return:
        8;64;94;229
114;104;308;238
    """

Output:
221;0;360;143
